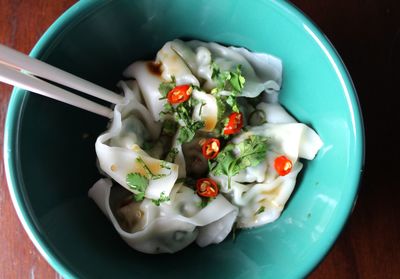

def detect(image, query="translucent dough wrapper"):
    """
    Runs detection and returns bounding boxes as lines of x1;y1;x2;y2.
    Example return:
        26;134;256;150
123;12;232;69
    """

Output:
95;81;179;200
174;39;283;97
88;179;238;254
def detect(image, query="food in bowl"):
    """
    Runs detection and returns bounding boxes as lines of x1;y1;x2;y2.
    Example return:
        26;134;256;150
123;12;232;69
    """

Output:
88;39;323;254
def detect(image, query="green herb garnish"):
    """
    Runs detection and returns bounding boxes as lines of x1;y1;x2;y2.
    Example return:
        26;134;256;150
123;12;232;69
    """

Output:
177;121;204;144
152;191;171;206
158;77;176;99
256;206;266;215
160;88;204;144
126;156;170;201
160;160;171;170
165;147;179;162
161;118;177;136
126;173;149;201
210;135;267;188
211;63;245;112
136;157;165;180
199;197;210;208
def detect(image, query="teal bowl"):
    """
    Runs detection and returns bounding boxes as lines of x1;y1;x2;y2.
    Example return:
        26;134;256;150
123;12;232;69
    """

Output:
4;0;364;278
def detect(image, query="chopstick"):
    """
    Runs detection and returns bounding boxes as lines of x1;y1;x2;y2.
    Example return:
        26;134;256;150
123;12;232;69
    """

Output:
0;44;124;104
0;63;113;118
0;43;125;118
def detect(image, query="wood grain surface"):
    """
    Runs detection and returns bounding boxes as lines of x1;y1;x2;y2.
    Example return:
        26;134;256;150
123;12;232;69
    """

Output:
0;1;399;278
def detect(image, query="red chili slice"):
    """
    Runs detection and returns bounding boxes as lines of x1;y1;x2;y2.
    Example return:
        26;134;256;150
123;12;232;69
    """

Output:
223;112;243;135
167;84;192;104
201;138;220;159
196;178;219;198
274;155;293;176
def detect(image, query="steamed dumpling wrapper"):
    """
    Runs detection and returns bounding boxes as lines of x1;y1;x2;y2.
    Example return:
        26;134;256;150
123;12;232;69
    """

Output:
123;41;200;121
172;39;282;97
210;104;322;228
96;81;179;200
124;39;283;122
88;179;238;253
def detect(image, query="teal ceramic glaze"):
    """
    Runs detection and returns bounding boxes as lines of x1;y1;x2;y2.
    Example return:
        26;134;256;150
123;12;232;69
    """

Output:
4;0;364;278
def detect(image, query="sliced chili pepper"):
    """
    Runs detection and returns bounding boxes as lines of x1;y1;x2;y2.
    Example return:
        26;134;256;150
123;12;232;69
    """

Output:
167;84;192;104
196;178;219;198
274;155;293;176
201;138;220;159
223;112;243;135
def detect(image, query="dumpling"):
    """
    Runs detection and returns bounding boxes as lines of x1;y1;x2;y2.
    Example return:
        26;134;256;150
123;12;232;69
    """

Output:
123;61;165;122
210;121;322;228
96;81;179;200
183;39;282;97
88;179;238;253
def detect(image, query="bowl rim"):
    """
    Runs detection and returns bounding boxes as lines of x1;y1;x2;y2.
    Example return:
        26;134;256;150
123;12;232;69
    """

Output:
3;1;365;278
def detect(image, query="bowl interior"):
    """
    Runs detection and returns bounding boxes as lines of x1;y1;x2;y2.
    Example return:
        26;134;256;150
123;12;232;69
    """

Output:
5;0;363;278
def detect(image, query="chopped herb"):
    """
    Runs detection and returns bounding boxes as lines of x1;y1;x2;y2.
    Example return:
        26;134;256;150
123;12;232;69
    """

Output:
200;198;209;208
165;147;179;162
161;118;177;136
198;197;213;208
214;94;226;121
175;177;186;184
211;63;245;99
159;77;176;98
152;191;170;206
126;173;149;201
229;65;246;92
177;121;204;144
126;157;171;201
210;62;246;130
136;156;166;180
256;206;265;215
133;192;145;202
198;101;206;117
161;97;204;144
210;135;267;188
160;160;171;170
226;94;240;113
187;95;199;108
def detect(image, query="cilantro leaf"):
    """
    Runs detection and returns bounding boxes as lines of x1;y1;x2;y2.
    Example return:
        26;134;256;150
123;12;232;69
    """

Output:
229;65;246;92
199;197;212;208
161;118;177;136
136;156;167;180
177;121;204;144
177;126;194;144
210;135;267;188
165;147;179;162
226;94;240;113
133;192;145;202
210;62;245;118
160;160;171;170
152;191;170;206
256;206;265;215
126;173;149;201
159;77;176;98
211;63;246;94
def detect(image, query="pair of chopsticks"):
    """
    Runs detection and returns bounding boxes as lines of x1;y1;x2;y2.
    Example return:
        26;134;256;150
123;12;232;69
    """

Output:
0;43;125;118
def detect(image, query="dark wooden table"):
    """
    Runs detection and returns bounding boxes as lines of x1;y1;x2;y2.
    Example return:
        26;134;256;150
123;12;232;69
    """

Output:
1;1;399;278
